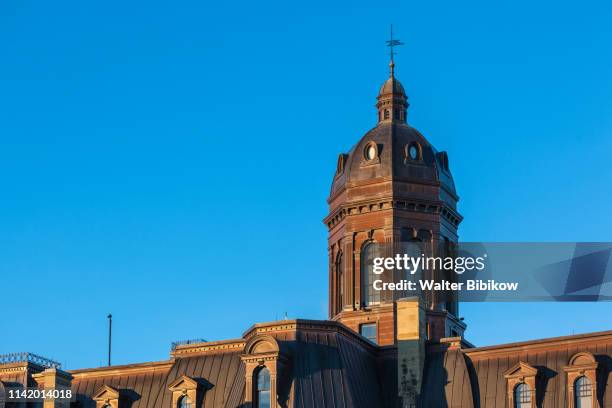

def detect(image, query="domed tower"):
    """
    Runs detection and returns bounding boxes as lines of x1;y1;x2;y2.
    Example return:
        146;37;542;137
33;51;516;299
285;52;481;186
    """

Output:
324;60;465;346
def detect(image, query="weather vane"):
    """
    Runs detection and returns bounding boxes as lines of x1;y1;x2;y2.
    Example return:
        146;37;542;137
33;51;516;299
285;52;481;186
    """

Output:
386;24;404;64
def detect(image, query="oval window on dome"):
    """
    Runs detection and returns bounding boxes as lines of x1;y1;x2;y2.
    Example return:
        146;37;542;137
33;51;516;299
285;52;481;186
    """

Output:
409;145;418;160
406;143;421;161
365;144;377;161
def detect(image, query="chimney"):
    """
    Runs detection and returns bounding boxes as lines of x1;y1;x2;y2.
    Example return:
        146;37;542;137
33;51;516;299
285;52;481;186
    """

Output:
395;297;426;407
32;368;73;408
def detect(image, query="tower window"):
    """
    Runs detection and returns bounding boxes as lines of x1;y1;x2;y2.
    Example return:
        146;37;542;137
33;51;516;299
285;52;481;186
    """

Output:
254;367;271;408
384;109;390;120
361;243;380;306
178;395;192;408
394;109;400;119
575;376;593;408
360;323;377;344
335;251;344;313
514;383;531;408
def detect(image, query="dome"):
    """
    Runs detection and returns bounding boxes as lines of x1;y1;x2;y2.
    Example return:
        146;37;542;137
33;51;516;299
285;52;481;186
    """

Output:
378;76;405;96
330;123;458;208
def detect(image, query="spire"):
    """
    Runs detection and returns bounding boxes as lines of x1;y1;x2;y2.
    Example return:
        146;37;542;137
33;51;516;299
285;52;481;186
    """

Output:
386;24;403;77
377;25;409;124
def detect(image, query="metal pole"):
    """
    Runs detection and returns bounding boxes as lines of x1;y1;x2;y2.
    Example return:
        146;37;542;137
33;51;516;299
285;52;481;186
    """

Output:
107;313;112;366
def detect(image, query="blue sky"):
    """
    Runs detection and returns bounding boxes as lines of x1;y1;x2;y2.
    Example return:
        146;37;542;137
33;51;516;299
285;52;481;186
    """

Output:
1;0;611;369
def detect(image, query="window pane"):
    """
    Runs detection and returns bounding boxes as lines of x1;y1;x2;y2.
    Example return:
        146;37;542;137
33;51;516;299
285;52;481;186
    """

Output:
258;390;271;408
514;383;531;408
179;396;192;408
257;368;270;391
360;323;377;344
575;376;592;408
361;244;380;306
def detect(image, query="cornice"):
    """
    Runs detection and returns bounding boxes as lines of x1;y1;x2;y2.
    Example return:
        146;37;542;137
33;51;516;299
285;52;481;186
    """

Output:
324;196;462;229
0;362;45;375
69;360;174;379
170;339;246;358
465;330;612;360
242;319;379;353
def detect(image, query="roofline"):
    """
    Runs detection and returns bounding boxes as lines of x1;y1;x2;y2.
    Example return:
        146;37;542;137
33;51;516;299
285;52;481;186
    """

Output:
171;338;246;357
68;359;174;377
242;318;379;352
464;330;612;358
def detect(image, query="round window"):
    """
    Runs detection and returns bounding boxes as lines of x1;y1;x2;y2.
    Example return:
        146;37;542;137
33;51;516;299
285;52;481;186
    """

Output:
365;144;376;161
408;144;419;160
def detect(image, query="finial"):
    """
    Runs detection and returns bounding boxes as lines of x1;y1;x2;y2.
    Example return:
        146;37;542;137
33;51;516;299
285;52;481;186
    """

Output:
386;24;403;77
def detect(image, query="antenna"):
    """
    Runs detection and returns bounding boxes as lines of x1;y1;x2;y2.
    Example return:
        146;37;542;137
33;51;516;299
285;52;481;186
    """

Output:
107;313;112;366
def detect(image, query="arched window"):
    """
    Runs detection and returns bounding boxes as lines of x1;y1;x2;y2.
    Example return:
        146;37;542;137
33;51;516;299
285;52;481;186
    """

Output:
575;376;593;408
361;243;380;306
514;383;531;408
335;251;344;313
254;367;271;408
178;395;192;408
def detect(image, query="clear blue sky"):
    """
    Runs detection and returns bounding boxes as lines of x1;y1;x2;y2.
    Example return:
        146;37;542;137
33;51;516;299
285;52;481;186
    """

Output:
1;0;611;369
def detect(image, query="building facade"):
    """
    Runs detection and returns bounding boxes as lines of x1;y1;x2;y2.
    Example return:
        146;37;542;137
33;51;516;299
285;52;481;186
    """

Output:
1;61;611;408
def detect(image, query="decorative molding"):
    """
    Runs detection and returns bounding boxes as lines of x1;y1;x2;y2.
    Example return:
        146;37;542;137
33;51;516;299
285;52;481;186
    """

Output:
564;352;599;408
465;330;612;360
168;375;202;408
504;361;538;408
171;339;245;357
92;385;120;408
242;319;379;352
241;335;285;408
323;198;462;229
69;361;174;379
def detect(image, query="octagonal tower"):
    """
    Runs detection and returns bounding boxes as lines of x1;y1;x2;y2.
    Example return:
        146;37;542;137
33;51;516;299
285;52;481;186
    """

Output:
324;60;465;346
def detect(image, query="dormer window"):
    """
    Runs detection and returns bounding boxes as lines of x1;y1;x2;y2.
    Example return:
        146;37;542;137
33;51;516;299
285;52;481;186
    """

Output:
564;352;598;408
255;367;271;408
575;376;593;408
241;335;286;408
167;376;202;408
92;385;121;408
178;395;193;408
514;383;532;408
504;361;537;408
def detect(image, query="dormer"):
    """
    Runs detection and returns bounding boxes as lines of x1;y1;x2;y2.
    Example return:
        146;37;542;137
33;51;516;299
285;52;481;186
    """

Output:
504;361;538;408
168;375;203;408
92;385;121;408
564;352;599;408
241;335;287;408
